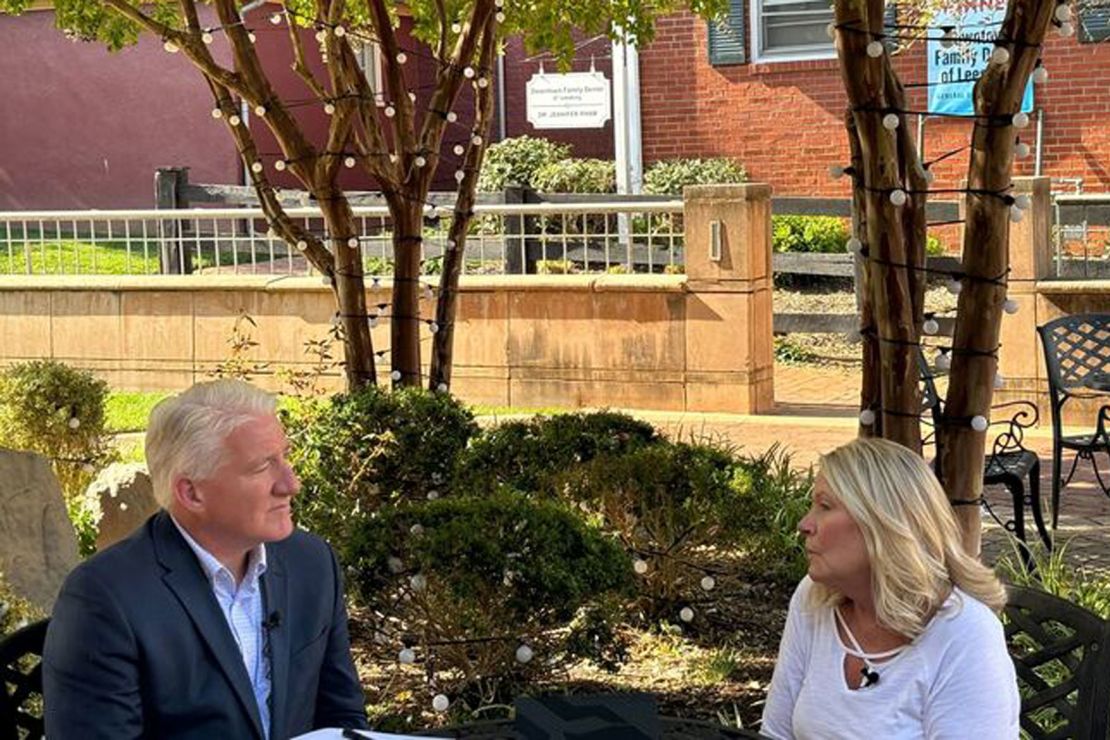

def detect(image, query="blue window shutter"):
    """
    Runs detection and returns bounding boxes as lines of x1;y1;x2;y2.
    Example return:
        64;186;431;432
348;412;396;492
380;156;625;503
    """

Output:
1078;0;1110;43
708;0;746;66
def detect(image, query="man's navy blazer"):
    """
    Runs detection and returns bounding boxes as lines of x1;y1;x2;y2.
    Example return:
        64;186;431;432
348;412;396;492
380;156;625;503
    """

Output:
43;510;369;739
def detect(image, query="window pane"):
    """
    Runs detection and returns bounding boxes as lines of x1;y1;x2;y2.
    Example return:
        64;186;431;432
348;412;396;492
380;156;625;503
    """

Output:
760;0;834;54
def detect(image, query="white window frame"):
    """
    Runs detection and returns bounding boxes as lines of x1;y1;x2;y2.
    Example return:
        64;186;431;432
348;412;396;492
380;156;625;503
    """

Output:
357;41;386;105
749;0;837;63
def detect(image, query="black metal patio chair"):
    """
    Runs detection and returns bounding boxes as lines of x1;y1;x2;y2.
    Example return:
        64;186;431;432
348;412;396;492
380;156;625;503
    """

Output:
1004;585;1110;740
1037;314;1110;528
919;352;1051;562
0;618;48;740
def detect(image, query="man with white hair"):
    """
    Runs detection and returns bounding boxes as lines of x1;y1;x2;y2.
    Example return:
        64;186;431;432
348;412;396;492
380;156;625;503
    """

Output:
43;379;368;739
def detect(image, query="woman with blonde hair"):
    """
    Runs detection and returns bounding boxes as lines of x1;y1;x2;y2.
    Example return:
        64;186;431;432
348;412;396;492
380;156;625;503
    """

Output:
761;437;1018;739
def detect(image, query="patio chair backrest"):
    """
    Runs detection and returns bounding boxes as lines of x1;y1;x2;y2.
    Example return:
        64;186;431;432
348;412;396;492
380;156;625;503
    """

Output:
1004;586;1110;740
0;618;48;740
1038;314;1110;398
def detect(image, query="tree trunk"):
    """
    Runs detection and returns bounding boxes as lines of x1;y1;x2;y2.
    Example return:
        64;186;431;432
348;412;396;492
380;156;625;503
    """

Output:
318;189;377;389
940;0;1056;553
390;199;425;387
848;114;880;439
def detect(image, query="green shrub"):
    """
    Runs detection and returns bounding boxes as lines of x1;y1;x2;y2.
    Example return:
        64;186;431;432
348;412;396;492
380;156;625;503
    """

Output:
346;494;634;700
642;157;748;195
926;234;946;256
282;386;479;557
772;215;849;254
478;136;572;192
998;541;1110;619
0;361;117;556
454;411;658;495
532;158;616;194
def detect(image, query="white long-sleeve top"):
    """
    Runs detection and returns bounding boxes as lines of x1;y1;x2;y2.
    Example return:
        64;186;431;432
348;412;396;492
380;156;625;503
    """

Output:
760;577;1019;739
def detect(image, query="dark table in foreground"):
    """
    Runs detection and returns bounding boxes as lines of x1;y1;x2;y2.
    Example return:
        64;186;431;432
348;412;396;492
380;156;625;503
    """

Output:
413;717;767;739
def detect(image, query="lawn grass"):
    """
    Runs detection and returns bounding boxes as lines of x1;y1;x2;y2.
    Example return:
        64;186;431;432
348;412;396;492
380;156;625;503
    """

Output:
0;240;162;275
105;391;170;433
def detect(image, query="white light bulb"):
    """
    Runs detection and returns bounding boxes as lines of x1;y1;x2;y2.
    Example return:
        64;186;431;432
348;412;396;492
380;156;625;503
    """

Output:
396;52;407;64
463;66;476;78
446;239;457;251
251;161;263;173
247;31;256;43
866;40;884;58
471;134;483;146
432;694;450;713
334;25;346;37
516;645;534;663
936;352;951;371
1013;112;1030;129
971;415;989;432
414;156;426;168
408;92;416;102
446;111;458;123
826;22;837;40
633;558;649;574
1055;3;1071;22
410;574;427;591
437;382;448;392
889;189;908;207
1014;194;1031;210
345;156;356;168
859;409;876;425
994;372;1005;390
495;11;505;22
1059;21;1074;37
324;103;336;115
296;239;307;250
700;576;716;591
427;490;439;500
478;77;489;88
229;114;241;126
164;40;179;53
453;144;465;156
451;22;462;33
275;160;287;171
924;318;939;335
455;170;466;183
923;168;936;185
315;29;327;42
679;607;695;623
829;164;845;179
429;322;439;334
846;236;863;253
410;523;424;535
947;278;963;295
1015;142;1031;158
389;154;398;163
347;237;359;248
991;46;1010;64
882;113;900;130
211;108;223;119
270;12;282;24
254;105;267;116
201;31;214;44
1032;66;1049;84
391;370;402;381
398;647;415;664
68;417;81;430
1010;205;1025;223
1004;298;1019;314
385;105;396;118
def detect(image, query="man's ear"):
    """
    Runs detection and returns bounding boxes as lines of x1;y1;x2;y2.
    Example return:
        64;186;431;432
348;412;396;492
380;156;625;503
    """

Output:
172;475;205;513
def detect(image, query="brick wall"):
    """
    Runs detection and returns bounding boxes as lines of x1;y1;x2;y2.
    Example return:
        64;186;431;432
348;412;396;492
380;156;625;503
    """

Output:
638;10;1110;197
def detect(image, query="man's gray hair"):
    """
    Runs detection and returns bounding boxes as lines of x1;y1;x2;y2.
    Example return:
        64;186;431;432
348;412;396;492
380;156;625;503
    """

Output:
145;379;278;508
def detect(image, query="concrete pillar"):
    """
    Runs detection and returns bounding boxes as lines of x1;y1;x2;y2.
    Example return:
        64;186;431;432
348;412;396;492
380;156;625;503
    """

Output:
997;176;1052;408
682;184;774;414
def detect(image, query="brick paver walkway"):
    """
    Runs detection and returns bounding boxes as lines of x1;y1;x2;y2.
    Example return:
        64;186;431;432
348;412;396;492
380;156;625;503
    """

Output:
625;361;1110;573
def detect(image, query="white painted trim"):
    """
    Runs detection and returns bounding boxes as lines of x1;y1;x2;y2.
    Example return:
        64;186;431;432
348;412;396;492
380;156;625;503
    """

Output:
748;0;837;64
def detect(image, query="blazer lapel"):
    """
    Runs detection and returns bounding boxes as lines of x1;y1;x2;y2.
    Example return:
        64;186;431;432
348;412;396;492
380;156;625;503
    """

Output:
263;550;290;740
152;512;266;740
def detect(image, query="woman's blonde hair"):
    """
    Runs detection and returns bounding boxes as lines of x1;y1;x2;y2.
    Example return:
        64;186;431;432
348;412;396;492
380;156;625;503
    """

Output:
808;437;1006;638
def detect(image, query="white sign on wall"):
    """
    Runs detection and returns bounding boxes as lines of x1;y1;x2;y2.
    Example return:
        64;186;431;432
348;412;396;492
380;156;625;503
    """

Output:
526;71;612;130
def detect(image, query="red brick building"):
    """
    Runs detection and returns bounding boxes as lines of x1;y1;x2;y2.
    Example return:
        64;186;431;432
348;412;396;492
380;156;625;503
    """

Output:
636;2;1110;196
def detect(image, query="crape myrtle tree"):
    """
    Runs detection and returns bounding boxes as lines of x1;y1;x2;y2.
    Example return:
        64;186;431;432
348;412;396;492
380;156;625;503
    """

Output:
832;0;1059;552
2;0;724;391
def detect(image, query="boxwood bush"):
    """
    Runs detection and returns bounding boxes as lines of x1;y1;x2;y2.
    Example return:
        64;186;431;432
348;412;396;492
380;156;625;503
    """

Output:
346;493;634;700
477;136;572;192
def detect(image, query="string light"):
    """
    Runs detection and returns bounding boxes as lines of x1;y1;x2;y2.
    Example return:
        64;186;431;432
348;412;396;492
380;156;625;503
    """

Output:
201;31;214;44
971;415;989;432
633;558;649;574
859;408;877;425
1013;112;1030;129
882;113;899;130
515;645;534;663
923;318;940;335
254;105;267;116
432;694;450;713
700;576;716;591
679;607;695;622
396;52;407;64
990;46;1010;64
866;40;884;57
398;647;415;664
163;40;179;53
229;114;241;126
